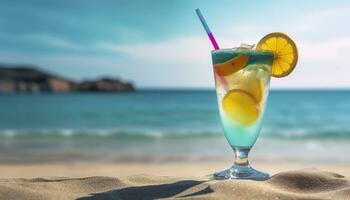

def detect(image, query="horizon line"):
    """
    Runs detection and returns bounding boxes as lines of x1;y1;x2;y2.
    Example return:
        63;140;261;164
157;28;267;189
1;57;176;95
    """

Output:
137;87;350;91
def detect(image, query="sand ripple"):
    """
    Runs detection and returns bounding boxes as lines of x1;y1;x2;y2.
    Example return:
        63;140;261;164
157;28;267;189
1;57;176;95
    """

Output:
0;169;349;200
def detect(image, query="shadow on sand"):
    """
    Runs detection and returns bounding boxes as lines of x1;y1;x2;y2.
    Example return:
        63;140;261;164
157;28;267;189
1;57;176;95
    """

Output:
77;180;212;200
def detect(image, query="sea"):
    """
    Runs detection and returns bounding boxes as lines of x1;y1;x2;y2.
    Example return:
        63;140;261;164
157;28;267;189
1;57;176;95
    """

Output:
0;90;350;164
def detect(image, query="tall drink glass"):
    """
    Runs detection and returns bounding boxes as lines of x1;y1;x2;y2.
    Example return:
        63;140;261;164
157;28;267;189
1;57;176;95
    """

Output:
212;48;274;180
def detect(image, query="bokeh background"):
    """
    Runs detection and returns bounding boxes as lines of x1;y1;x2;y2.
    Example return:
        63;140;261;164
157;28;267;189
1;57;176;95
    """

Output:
1;0;350;171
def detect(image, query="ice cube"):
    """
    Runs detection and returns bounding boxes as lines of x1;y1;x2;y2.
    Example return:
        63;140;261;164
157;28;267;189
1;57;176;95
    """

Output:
239;43;255;49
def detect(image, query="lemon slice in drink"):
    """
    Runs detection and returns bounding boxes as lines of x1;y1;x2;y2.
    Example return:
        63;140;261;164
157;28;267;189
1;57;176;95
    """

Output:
222;89;259;126
256;32;298;78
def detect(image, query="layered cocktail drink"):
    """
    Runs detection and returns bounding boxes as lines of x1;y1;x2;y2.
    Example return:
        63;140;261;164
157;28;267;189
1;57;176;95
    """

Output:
211;32;298;180
213;49;273;148
212;48;273;180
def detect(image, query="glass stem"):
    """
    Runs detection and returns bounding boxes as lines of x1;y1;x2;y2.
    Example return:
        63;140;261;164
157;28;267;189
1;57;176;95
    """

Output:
233;147;250;166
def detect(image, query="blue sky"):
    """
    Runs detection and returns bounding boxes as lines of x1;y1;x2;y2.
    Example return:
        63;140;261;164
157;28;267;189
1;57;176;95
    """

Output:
0;0;350;88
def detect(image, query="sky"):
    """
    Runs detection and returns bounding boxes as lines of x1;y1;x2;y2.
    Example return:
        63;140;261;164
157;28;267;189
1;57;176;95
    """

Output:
0;0;350;89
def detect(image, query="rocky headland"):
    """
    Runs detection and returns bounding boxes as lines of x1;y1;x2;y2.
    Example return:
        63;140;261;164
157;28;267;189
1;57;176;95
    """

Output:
0;65;135;93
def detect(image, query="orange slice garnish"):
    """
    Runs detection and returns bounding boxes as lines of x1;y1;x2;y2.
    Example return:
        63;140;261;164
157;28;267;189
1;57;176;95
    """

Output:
214;54;249;76
256;32;298;78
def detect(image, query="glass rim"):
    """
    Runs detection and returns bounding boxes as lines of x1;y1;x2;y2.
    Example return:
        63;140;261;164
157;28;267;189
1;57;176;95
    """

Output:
211;48;275;55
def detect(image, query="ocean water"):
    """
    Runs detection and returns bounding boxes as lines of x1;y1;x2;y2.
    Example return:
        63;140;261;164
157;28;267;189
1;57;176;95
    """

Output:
0;90;350;163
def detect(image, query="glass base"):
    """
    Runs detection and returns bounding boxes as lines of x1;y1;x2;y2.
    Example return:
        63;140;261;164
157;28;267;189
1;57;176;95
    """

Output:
214;165;269;180
213;148;269;181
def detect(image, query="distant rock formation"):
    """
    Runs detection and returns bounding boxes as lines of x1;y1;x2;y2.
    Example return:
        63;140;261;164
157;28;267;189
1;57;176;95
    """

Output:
77;78;134;92
0;65;135;93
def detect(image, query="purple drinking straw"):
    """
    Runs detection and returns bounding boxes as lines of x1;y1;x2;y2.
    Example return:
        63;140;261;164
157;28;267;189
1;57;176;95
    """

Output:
195;8;229;90
195;8;220;50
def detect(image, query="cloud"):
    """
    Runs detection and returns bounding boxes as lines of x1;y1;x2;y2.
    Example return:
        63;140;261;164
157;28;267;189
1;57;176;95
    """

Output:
97;37;210;64
228;6;350;40
96;35;350;66
94;34;350;88
21;34;87;50
93;33;350;76
300;38;350;64
96;36;253;64
291;6;350;35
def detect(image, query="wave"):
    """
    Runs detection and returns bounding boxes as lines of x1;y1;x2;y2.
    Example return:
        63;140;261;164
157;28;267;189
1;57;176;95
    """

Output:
263;129;350;139
0;129;221;140
1;127;350;140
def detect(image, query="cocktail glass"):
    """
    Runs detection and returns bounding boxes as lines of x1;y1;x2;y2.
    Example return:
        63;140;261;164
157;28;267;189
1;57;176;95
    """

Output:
212;48;274;180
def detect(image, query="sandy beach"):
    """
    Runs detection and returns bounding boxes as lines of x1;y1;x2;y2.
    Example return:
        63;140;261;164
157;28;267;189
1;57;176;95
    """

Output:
1;161;350;199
